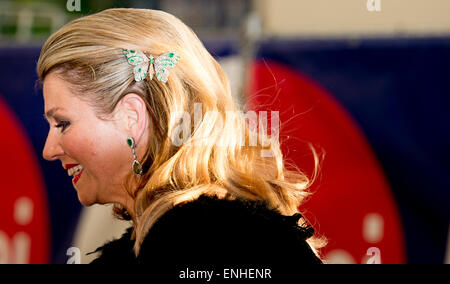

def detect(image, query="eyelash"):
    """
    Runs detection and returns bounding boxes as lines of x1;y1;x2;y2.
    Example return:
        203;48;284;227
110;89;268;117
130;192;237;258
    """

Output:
55;121;70;132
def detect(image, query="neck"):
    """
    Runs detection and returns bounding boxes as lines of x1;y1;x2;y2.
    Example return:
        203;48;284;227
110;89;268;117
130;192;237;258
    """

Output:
123;196;137;223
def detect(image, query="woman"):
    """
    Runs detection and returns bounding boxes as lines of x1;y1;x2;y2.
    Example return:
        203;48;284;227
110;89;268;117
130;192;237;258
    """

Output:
37;8;324;267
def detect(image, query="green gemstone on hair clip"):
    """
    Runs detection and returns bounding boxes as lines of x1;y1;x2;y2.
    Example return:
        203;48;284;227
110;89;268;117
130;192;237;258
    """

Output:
122;48;180;83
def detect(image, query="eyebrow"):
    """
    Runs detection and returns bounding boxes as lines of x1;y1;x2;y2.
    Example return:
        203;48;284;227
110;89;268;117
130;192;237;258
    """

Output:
44;107;62;120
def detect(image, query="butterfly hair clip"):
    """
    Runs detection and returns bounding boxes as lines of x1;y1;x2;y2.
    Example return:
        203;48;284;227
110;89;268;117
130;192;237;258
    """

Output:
122;49;181;83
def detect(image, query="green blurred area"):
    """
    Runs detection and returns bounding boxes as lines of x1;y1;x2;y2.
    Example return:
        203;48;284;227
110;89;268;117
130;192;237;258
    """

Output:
0;0;149;15
0;0;248;43
0;0;157;42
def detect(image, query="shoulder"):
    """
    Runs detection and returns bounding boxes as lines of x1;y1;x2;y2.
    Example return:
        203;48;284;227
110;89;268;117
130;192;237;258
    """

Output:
138;194;322;265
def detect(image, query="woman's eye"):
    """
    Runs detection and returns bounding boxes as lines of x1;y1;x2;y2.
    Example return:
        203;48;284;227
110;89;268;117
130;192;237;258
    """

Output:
55;121;70;132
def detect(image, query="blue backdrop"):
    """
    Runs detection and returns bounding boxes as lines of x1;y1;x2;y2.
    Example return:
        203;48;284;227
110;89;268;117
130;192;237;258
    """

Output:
0;37;448;263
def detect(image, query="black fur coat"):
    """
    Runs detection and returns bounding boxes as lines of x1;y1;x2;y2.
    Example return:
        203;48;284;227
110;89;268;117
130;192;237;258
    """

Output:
90;194;322;267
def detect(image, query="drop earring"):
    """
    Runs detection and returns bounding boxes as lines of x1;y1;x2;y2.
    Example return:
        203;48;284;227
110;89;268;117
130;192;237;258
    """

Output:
127;137;143;178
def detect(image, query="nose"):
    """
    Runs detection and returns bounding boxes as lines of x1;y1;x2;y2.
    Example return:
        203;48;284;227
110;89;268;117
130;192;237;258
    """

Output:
42;130;64;161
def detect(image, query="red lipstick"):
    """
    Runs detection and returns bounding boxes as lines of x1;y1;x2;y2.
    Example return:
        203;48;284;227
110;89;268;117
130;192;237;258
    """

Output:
64;164;79;170
72;169;84;185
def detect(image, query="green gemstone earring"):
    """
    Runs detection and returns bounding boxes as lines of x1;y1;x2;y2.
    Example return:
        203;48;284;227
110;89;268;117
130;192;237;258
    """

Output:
127;137;143;178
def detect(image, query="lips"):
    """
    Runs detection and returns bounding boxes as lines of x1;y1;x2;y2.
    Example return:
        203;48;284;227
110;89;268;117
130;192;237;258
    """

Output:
72;169;84;185
64;164;79;170
64;164;84;185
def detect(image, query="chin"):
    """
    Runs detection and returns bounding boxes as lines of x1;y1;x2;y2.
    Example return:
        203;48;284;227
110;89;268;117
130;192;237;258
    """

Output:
77;191;97;207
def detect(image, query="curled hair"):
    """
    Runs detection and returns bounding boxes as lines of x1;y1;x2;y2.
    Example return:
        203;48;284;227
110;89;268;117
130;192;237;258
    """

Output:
37;8;325;257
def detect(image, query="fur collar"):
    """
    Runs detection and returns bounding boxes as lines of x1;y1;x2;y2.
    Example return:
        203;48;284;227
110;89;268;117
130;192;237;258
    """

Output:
91;194;322;265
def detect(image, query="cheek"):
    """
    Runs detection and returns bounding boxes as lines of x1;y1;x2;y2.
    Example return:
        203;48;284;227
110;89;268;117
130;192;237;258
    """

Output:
62;127;128;172
61;130;100;164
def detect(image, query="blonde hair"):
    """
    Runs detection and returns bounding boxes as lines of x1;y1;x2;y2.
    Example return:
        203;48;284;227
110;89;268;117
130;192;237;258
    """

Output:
37;8;324;257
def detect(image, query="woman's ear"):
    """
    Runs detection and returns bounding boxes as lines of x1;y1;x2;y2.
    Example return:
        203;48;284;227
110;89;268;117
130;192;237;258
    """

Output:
117;93;148;145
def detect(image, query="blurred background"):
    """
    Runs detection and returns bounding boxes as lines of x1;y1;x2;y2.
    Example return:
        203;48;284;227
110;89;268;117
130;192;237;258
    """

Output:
0;0;449;264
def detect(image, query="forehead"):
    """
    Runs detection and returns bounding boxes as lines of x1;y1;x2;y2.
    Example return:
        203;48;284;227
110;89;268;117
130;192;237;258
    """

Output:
43;73;79;116
42;73;113;123
43;73;72;102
